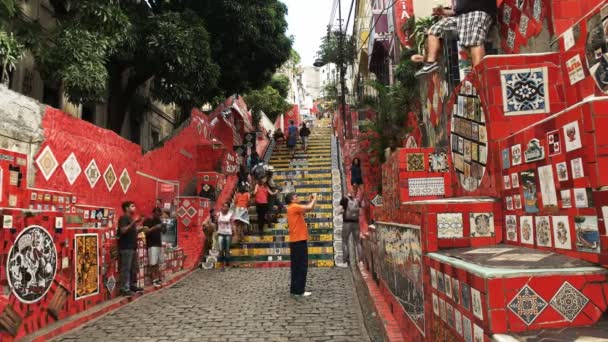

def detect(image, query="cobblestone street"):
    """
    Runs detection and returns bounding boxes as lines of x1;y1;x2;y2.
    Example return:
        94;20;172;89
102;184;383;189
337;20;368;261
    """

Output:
53;268;370;342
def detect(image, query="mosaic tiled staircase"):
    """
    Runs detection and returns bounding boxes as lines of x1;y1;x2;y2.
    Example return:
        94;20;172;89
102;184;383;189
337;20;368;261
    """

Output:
229;122;336;268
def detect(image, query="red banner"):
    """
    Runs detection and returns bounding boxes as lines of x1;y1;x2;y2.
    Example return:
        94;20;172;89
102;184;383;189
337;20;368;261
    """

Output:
394;0;414;48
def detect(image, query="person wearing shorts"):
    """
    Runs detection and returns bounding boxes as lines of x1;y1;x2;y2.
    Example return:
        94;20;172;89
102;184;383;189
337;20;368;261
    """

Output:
144;207;167;287
416;0;496;77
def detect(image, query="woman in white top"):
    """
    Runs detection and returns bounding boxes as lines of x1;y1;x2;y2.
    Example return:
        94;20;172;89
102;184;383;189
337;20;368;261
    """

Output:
217;202;234;270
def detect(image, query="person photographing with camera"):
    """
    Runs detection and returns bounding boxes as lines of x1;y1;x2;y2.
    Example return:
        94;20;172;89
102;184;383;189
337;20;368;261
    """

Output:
285;192;317;297
118;201;148;297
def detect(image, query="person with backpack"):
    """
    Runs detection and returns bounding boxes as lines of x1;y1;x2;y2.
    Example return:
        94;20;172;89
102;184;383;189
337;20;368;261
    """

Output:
339;193;362;267
299;123;311;152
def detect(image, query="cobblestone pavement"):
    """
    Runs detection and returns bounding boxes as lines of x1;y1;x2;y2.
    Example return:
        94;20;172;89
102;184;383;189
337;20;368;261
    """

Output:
54;268;370;342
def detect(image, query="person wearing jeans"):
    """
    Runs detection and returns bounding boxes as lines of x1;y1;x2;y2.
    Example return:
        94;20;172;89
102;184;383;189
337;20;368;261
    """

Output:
217;202;234;270
286;192;317;297
118;201;147;296
340;193;362;266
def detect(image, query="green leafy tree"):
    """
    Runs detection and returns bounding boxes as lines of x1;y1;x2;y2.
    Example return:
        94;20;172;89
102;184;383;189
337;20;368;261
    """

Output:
270;74;290;98
0;0;22;84
245;85;291;126
316;29;356;66
16;0;291;134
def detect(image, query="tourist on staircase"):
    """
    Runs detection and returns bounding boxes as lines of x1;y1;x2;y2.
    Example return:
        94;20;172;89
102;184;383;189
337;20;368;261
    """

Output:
117;201;146;296
286;192;318;297
299;122;311;152
351;158;363;195
273;128;285;145
287;120;298;159
217;202;235;270
143;207;168;287
234;184;251;237
202;209;218;261
339;192;362;267
254;179;278;235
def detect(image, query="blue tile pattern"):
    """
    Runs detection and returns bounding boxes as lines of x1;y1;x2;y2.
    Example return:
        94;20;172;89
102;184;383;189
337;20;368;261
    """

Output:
508;285;547;325
501;67;550;115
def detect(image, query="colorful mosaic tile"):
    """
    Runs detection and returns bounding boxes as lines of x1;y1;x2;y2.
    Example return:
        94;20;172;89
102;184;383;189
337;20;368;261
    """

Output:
471;288;483;320
62;152;82;185
549;282;589;322
85;159;101;188
407;153;425;171
119;169;131;194
437;213;464;238
177;207;187;218
103;164;117;191
469;213;495;237
508;285;547;325
408;177;445;197
35;146;59;181
501;67;550;115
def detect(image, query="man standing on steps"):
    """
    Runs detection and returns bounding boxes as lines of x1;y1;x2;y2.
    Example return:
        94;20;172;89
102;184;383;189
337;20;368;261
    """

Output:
339;192;362;267
118;201;146;296
286;192;317;297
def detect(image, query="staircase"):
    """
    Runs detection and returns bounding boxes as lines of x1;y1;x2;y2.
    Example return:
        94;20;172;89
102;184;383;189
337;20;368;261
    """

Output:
229;121;336;268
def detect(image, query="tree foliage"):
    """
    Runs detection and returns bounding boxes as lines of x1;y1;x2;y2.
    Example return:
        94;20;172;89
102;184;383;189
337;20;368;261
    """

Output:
316;29;356;66
245;85;291;125
0;0;22;84
8;0;292;134
270;74;290;99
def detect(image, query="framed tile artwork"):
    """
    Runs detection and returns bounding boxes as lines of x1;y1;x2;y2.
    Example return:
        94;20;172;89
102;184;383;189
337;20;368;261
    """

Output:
563;121;582;152
430;268;437;289
574;216;600;253
506;196;514;210
535;216;552;247
552;216;572;250
452;279;460;305
574;188;589;208
455;310;463;336
521;170;539;213
538;165;558;207
555;162;568;181
505;215;518;242
471;287;483;320
511;144;522;166
571;158;584;179
501;67;550;115
461;283;471;311
502;148;510;169
561;189;572;208
514;194;523;209
547;130;561;156
437;213;464;238
503;175;511;189
474;324;484;342
447;303;455;327
440;298;447;322
511;173;520;188
520;216;535;245
438;272;445;293
445;274;453;299
470;213;495;237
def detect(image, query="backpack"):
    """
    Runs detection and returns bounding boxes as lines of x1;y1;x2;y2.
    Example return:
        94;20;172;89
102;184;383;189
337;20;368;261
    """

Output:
344;198;360;221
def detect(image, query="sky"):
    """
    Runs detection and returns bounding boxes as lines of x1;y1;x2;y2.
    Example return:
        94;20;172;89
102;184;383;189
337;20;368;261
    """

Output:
283;0;355;67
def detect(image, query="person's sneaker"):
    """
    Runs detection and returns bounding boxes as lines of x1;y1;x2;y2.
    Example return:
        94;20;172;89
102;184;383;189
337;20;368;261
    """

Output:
130;286;144;293
120;289;134;297
301;291;312;297
153;280;162;288
415;62;439;77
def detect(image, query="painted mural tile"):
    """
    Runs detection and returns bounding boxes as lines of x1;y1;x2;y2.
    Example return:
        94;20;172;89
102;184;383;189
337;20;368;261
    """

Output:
453;279;460;305
438;272;445;293
62;152;82;185
105;275;116;293
35;145;59;181
473;323;484;342
574;188;593;208
502;148;510;169
75;234;99;300
440;297;447;322
524;138;544;163
471;288;483;321
552;216;572;250
433;293;439;316
469;213;495;237
505;215;518;242
556;162;569;181
445;274;453;299
503;175;511;189
563;121;583;152
430;268;437;289
561;189;572;208
461;283;471;311
437;213;464;238
503;4;512;24
447;302;455;327
463;315;472;342
455;310;463;335
521;170;539;213
7;225;57;303
501;67;550;115
507;28;516;51
406;153;425;171
547;130;561;156
508;285;548;325
104;164;117;191
511;144;522;166
429;152;449;172
520;216;535;245
408;177;445;197
538;167;557;206
535;216;552;247
550;282;589;322
511;172;520;188
506;196;514;210
574;216;600;253
119;169;131;194
571;157;585;179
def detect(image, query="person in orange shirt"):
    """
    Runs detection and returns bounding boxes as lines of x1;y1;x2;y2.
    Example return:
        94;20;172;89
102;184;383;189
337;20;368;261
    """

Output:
285;192;317;297
234;184;251;239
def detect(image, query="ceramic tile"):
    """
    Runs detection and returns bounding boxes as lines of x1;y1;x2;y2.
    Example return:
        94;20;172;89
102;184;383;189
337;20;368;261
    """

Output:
563;121;582;152
471;288;483;320
119;169;131;194
511;172;520;188
502;148;510;169
501;67;550;115
547;130;562;156
550;282;589;322
521;170;539;213
519;14;529;35
407;153;425;171
469;213;495;237
431;268;438;289
85;159;101;188
429;152;449;172
433;293;439;316
408;177;445;197
508;285;548;325
438;272;445;293
552;216;572;250
453;279;461;305
461;283;471;311
511;145;522;166
574;216;600;253
62;152;82;185
35;145;59;181
440;297;447;322
520;216;535;245
561;189;572;208
473;323;484;342
524;138;545;163
574;188;590;208
555;162;568;181
447;302;455;327
571;158;584;179
437;213;464;238
506;215;518;242
503;175;511;190
535;216;552;247
455;310;463;336
446;274;453;299
503;4;512;24
104;164;117;191
507;28;516;50
463;315;472;342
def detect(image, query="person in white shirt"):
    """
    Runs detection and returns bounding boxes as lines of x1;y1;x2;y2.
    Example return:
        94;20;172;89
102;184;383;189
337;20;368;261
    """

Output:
216;202;235;270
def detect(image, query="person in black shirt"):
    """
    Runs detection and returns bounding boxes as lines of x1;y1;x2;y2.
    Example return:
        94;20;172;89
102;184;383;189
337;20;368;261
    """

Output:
144;208;167;287
118;201;147;296
416;0;497;77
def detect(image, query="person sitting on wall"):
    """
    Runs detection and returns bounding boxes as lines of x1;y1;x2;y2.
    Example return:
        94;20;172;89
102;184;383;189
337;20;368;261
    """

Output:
117;201;147;297
415;0;497;77
143;207;168;287
273;128;285;144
